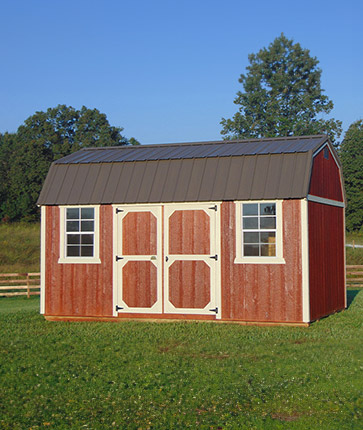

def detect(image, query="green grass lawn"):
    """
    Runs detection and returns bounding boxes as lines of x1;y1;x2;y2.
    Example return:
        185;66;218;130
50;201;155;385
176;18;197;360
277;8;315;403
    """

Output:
0;292;362;429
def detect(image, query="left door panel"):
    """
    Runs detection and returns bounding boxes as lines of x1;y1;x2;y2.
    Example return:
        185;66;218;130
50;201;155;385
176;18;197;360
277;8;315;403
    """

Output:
115;206;162;313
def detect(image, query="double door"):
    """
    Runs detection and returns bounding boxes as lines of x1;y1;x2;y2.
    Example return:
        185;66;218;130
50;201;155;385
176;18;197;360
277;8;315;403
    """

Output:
114;203;220;318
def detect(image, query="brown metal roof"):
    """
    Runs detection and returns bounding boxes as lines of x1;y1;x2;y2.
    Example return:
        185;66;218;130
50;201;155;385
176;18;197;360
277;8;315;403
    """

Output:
37;135;328;205
54;135;327;164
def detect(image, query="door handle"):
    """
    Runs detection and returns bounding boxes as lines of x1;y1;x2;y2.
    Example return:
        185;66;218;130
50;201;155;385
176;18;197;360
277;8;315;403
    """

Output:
165;256;169;262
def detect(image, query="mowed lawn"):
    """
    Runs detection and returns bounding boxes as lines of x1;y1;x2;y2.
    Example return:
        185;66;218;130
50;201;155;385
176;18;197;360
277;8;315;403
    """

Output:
0;292;362;430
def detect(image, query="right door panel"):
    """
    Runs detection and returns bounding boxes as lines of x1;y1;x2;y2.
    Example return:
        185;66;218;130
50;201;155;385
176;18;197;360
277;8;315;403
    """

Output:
164;204;218;316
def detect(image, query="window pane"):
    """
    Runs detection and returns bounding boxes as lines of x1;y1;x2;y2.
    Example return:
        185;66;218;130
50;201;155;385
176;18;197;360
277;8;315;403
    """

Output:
260;203;276;215
243;217;258;229
81;221;94;232
260;232;275;244
81;234;94;245
260;217;276;229
66;208;79;219
67;221;79;232
243;204;258;216
67;245;80;257
81;246;94;257
244;232;259;243
244;244;259;256
67;234;80;244
81;208;94;219
261;244;276;257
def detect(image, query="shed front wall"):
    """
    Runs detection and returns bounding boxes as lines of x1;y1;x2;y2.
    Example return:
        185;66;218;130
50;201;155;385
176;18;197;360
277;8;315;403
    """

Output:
44;205;113;317
44;200;304;323
221;200;303;323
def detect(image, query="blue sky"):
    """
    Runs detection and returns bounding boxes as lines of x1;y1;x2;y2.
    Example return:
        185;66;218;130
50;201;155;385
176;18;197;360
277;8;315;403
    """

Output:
0;0;362;143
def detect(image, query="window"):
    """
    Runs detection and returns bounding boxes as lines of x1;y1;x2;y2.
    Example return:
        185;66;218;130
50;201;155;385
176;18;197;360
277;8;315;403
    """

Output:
242;203;276;257
235;200;285;264
59;206;100;263
66;207;95;257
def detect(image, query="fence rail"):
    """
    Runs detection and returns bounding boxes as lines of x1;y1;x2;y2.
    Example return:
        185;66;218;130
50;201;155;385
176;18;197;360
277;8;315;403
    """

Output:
0;273;40;298
346;265;363;288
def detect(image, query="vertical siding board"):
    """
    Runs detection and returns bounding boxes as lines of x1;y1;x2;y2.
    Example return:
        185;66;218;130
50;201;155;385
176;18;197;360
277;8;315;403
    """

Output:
45;204;113;317
309;202;345;321
221;200;303;323
309;148;343;201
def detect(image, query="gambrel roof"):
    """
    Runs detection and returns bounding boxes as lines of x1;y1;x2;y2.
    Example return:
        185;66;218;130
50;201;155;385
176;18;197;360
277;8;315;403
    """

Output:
38;135;332;205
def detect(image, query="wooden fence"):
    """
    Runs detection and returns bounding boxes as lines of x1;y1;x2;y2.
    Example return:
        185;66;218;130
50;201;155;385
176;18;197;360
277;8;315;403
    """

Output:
0;265;361;299
0;273;40;298
346;265;363;288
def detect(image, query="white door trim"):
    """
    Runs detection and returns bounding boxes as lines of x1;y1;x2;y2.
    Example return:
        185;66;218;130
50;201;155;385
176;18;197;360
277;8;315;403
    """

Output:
114;205;163;314
163;202;221;318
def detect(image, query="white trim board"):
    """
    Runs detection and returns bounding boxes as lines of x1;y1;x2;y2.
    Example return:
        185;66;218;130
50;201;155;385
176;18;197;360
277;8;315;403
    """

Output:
234;200;285;265
307;195;345;208
301;199;310;323
40;206;46;314
58;205;101;264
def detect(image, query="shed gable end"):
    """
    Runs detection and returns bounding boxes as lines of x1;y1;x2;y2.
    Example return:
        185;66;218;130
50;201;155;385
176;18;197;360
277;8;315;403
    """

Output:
309;145;343;202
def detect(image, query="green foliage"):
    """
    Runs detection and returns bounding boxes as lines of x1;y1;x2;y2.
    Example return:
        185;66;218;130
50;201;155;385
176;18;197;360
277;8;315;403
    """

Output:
221;34;342;144
0;292;362;429
0;105;138;222
340;120;363;232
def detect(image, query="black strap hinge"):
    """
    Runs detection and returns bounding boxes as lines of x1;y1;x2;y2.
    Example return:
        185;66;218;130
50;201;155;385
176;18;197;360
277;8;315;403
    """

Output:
115;305;123;311
210;254;218;261
209;205;217;211
115;208;123;214
209;307;218;314
115;255;123;261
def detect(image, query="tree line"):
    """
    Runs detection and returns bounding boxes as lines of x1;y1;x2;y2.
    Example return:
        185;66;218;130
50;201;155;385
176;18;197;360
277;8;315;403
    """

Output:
0;105;139;222
0;34;361;231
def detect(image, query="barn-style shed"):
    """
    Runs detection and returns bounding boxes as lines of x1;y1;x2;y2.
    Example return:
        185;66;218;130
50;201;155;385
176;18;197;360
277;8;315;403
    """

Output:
37;135;346;326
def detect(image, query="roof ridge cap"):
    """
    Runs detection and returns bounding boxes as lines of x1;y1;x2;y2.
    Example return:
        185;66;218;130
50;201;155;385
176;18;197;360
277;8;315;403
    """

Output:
80;134;327;151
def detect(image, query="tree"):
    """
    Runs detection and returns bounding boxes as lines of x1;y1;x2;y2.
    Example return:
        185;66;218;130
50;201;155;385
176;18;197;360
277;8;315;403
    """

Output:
1;105;138;221
221;34;342;144
340;120;363;232
0;133;18;221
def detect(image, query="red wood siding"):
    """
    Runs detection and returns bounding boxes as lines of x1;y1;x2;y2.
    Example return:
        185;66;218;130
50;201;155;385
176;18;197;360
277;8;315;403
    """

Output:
122;261;157;308
221;200;303;323
308;201;345;321
168;210;210;255
309;147;343;201
45;205;113;316
122;212;157;255
169;260;210;309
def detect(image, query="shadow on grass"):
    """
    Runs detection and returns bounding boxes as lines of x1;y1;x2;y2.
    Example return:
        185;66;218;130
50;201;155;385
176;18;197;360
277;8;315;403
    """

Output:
346;288;361;308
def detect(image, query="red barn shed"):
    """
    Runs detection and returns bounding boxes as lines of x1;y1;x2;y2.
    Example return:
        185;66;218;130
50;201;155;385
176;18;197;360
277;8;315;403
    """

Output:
37;135;346;326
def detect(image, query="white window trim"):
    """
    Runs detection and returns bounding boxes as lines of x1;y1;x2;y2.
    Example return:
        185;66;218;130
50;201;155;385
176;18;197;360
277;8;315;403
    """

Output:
58;205;101;264
234;200;285;264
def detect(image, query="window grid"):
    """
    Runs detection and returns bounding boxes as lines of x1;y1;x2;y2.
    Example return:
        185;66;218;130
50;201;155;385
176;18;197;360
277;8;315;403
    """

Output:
242;203;276;257
65;208;95;257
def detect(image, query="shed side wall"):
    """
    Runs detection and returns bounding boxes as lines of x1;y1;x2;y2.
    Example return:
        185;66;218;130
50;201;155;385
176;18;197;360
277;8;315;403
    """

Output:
309;147;343;201
308;201;345;321
221;200;303;322
45;205;113;316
